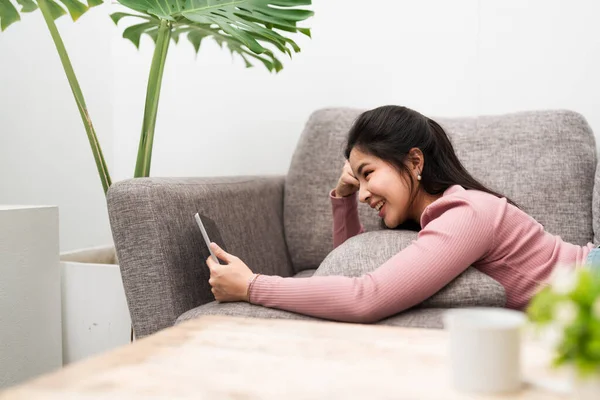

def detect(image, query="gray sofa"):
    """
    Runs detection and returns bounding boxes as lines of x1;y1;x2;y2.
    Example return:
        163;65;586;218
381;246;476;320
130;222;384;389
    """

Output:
107;108;599;339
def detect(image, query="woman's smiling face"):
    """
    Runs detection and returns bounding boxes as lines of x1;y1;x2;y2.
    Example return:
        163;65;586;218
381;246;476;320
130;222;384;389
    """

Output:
348;147;417;228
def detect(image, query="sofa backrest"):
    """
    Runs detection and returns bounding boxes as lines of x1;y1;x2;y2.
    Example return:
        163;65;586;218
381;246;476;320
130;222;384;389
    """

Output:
284;108;597;272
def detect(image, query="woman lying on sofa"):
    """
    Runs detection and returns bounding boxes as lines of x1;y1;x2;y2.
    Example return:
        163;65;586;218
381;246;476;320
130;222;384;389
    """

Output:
204;105;599;323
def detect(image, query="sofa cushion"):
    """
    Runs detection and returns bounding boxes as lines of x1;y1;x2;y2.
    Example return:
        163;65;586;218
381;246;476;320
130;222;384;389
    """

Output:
378;308;447;329
293;269;316;278
284;108;596;272
176;302;447;329
313;230;506;309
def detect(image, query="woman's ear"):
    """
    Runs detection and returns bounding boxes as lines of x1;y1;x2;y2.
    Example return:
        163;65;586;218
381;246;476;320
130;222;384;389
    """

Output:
407;148;424;172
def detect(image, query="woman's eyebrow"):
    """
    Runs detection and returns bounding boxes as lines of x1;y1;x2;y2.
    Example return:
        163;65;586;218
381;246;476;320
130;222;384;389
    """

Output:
357;162;369;177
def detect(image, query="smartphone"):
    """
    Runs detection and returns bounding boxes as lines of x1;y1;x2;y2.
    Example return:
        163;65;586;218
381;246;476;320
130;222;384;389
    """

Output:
194;213;220;265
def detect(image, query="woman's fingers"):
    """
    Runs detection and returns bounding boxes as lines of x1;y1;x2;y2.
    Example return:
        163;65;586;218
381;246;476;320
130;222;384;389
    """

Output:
209;242;235;264
211;286;225;302
345;173;359;185
206;255;219;271
343;162;355;176
343;163;358;181
341;172;359;187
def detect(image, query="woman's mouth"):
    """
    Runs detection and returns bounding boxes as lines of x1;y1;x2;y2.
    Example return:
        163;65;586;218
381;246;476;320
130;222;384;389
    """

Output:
375;200;386;217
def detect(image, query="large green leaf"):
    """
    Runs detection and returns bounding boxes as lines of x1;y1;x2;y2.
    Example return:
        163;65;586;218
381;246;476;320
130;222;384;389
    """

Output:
0;0;102;31
112;0;313;72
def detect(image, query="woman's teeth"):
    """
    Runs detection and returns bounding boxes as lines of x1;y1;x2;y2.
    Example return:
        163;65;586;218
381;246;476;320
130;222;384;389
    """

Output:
375;200;385;211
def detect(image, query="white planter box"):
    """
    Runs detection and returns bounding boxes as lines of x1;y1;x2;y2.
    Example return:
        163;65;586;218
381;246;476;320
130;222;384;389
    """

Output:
60;245;132;365
0;206;62;389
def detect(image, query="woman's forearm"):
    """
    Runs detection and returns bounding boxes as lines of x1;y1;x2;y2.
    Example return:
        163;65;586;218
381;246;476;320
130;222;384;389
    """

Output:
330;189;364;248
248;274;382;323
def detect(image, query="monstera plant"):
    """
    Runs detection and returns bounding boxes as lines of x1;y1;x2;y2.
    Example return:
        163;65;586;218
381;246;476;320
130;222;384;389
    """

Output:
1;0;313;194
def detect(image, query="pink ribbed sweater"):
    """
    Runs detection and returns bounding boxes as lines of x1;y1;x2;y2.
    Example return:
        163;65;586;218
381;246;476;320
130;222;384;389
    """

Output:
248;185;594;323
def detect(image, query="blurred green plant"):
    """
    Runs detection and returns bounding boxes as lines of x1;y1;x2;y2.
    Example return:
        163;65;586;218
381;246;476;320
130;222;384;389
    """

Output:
527;266;600;377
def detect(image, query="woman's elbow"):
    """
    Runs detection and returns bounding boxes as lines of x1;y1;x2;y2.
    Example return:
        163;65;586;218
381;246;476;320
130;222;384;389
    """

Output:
344;304;384;324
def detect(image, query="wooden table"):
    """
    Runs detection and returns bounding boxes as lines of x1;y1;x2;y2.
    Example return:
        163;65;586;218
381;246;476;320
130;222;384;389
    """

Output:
0;315;570;399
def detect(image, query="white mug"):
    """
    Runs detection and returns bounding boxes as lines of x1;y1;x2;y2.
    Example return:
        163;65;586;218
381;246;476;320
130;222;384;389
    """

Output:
443;307;527;394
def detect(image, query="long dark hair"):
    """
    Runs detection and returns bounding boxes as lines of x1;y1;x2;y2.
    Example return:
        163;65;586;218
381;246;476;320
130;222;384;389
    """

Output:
344;106;519;218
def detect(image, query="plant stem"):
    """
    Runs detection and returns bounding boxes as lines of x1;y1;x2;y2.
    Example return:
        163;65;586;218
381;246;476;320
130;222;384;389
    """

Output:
38;0;112;195
134;19;171;178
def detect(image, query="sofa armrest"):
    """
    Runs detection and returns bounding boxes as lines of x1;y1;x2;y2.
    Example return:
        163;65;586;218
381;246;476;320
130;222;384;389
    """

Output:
107;176;293;338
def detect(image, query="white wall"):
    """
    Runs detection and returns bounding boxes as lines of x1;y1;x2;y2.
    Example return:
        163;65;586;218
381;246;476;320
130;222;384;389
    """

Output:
112;0;481;180
477;1;600;124
0;3;114;251
1;0;599;251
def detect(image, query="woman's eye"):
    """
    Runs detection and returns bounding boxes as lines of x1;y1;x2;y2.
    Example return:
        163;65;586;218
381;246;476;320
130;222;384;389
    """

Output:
364;171;372;179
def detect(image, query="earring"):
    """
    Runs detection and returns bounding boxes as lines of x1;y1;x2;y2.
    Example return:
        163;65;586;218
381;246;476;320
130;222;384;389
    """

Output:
417;173;422;181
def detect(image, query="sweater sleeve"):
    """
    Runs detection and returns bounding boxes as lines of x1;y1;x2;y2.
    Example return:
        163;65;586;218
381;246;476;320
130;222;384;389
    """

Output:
330;189;365;248
249;197;495;323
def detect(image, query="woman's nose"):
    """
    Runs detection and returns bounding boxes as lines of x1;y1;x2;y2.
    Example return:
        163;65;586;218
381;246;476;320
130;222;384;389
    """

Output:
358;187;370;204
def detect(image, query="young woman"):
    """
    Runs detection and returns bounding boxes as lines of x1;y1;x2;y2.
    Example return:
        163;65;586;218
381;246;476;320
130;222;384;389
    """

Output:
205;105;599;323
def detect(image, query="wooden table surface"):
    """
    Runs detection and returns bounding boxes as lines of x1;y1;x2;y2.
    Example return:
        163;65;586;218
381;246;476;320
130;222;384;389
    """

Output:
0;315;570;399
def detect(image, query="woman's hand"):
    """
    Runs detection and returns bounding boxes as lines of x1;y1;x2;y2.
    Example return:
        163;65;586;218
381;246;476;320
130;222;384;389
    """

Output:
206;242;255;302
334;160;360;198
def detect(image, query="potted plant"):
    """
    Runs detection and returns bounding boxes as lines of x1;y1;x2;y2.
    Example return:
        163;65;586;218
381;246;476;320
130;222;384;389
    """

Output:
527;265;600;399
2;0;313;363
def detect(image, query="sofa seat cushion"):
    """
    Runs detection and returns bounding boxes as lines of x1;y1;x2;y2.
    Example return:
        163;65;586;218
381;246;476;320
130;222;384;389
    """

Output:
176;302;447;329
176;266;446;329
314;230;506;309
